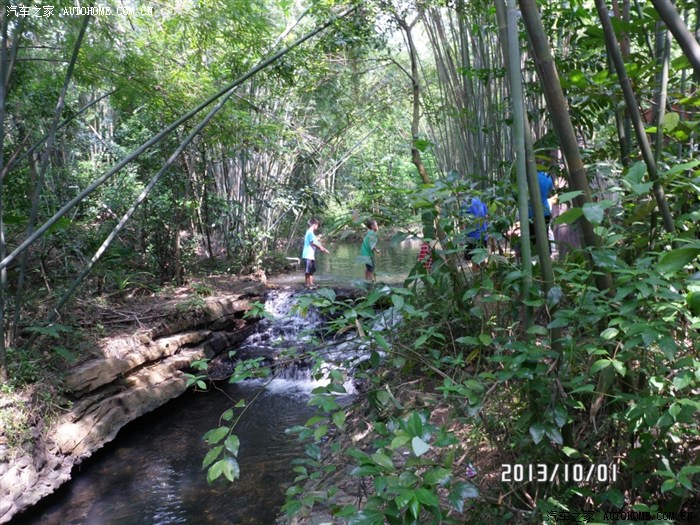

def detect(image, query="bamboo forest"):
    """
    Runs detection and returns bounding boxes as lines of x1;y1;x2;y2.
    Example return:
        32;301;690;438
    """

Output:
1;0;699;524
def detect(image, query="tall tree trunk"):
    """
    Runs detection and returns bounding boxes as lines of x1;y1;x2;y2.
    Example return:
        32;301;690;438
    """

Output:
651;0;700;77
653;25;671;166
496;0;533;328
595;0;676;234
0;10;9;381
11;15;90;344
518;0;613;292
396;14;466;296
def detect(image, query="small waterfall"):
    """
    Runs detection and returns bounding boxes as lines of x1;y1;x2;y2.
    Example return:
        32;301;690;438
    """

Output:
231;290;356;397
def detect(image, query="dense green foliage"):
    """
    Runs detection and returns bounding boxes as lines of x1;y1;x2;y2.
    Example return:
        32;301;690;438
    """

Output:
2;0;700;522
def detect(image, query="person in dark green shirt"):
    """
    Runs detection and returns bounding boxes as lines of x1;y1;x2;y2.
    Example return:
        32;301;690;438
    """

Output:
359;220;380;281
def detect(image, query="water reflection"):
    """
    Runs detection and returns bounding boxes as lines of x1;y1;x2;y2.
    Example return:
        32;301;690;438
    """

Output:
271;238;422;287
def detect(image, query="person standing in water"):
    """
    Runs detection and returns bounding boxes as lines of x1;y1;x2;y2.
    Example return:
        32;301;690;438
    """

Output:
301;218;330;288
359;219;380;281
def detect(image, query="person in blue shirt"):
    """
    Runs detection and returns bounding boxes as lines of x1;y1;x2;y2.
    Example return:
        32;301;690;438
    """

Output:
462;196;489;270
528;170;554;253
302;218;330;288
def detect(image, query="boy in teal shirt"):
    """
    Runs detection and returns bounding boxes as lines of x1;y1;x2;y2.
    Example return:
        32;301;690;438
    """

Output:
359;220;380;281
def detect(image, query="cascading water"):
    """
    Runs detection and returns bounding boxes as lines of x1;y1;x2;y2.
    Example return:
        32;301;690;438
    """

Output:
11;288;366;525
232;289;358;397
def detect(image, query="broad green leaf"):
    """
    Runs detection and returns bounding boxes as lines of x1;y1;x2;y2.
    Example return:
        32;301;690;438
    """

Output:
611;359;626;377
553;207;583;225
478;333;492;345
582;202;608;224
672;372;692;391
591;359;612;373
202;445;223;469
407;412;423;437
624;161;647;184
660;478;677;493
390;435;411;449
332;411;347;430
204;426;229;445
391;294;404;310
605;489;625;507
600;327;619;340
314;425;328;441
414;487;440;507
658;247;700;274
663;112;680;132
207;459;225;483
553;405;567;428
370;451;395;471
224;435;240;456
529;422;545;444
411;436;430;456
223;457;240;481
348;510;385;525
557;190;583;203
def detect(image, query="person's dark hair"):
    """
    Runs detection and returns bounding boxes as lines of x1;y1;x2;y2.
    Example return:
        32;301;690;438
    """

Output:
366;219;377;229
308;218;319;227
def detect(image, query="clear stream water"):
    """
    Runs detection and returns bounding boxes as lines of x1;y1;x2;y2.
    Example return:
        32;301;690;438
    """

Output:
13;240;421;525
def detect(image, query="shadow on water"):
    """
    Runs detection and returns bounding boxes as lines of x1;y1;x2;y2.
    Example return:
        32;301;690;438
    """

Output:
13;383;316;525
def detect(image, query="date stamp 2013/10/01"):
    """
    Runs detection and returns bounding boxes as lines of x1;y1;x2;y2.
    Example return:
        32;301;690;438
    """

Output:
501;463;618;484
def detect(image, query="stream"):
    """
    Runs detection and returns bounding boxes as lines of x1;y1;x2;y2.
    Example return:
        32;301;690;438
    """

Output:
13;240;421;525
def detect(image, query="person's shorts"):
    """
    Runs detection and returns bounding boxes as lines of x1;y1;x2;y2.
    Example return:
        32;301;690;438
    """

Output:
365;262;374;273
303;258;316;275
528;216;551;240
464;237;487;261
